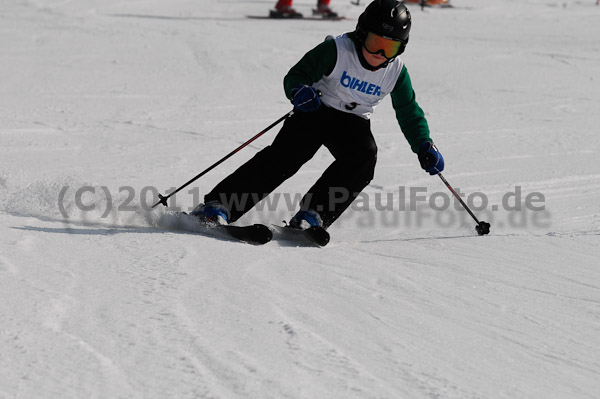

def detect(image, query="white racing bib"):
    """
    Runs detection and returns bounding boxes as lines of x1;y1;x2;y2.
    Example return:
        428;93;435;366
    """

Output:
313;34;404;119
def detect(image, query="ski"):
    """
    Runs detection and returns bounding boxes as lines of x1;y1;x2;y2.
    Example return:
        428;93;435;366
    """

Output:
247;15;346;21
403;0;453;7
271;225;331;247
159;212;272;245
218;224;273;245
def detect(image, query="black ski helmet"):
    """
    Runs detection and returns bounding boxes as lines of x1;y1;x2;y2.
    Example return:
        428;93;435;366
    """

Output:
356;0;412;52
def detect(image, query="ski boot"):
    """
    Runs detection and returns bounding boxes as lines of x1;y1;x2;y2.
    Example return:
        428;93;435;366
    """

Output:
312;4;338;18
190;201;230;226
289;209;323;230
284;209;330;246
270;6;303;18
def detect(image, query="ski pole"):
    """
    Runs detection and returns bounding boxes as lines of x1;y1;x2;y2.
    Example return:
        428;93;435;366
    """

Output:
437;173;491;235
152;110;294;209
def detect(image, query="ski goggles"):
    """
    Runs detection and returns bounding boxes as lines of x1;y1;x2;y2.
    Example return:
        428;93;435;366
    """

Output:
363;32;405;59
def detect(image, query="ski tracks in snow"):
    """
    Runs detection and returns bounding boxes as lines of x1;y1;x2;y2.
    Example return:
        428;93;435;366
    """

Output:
341;234;600;398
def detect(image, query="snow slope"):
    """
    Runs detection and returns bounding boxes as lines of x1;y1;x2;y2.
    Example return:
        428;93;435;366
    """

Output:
1;0;599;398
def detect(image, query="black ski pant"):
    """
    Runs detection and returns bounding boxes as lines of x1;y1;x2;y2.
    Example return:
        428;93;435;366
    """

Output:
204;105;377;228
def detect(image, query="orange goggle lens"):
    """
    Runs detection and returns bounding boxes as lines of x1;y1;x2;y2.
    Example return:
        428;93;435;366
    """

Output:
363;32;404;59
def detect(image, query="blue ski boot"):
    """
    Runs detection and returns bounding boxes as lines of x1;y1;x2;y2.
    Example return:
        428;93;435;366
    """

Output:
289;209;323;230
190;201;230;226
276;208;329;246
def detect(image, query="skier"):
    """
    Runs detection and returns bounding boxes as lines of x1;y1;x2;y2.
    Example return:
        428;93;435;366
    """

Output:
193;0;444;230
270;0;338;18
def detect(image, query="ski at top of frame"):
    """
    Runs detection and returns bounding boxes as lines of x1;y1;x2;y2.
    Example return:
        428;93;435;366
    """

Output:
247;14;346;21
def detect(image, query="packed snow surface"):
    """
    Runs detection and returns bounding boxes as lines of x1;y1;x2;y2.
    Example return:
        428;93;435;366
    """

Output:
1;0;599;398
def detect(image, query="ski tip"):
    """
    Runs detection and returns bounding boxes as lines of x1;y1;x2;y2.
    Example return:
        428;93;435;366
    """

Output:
306;226;330;247
253;223;274;244
269;224;330;247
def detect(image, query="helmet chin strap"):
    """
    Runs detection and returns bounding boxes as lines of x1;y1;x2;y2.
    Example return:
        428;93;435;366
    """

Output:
372;57;394;70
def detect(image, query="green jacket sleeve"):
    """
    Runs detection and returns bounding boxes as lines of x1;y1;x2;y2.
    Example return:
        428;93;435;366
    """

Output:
283;39;337;99
390;66;432;153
